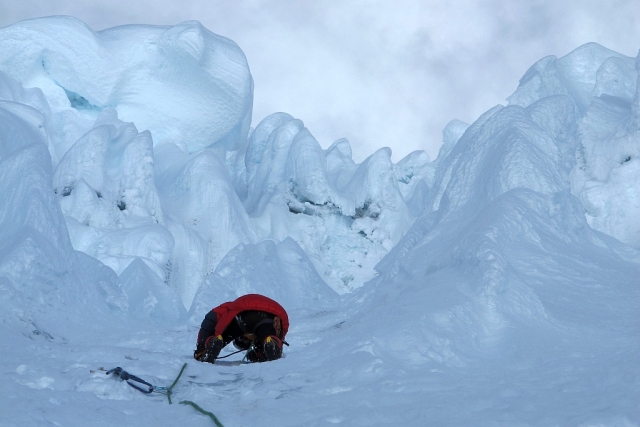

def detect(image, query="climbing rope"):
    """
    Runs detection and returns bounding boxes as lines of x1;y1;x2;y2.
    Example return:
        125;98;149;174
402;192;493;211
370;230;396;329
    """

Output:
106;363;225;427
215;348;246;360
180;400;225;427
165;362;187;404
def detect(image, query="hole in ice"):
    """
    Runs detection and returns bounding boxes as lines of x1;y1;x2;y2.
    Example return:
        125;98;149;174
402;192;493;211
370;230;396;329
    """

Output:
117;200;126;211
61;186;73;197
354;200;379;219
288;203;304;214
64;89;101;111
399;172;414;184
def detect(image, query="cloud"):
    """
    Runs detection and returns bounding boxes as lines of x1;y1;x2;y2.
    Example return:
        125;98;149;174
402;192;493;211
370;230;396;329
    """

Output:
1;0;639;161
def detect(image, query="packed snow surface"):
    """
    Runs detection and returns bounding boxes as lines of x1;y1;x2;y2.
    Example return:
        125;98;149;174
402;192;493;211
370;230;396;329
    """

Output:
0;17;638;427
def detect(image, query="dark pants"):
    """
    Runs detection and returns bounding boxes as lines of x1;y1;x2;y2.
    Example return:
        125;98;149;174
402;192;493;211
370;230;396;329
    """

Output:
198;310;277;353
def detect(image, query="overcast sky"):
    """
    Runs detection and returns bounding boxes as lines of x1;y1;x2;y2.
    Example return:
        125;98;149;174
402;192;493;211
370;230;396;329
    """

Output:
1;1;639;162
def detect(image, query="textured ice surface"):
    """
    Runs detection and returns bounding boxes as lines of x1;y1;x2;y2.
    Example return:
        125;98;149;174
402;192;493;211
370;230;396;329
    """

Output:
0;17;253;157
0;14;426;297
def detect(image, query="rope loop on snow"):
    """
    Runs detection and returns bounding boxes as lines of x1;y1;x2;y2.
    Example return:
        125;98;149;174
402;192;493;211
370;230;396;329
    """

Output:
165;362;188;404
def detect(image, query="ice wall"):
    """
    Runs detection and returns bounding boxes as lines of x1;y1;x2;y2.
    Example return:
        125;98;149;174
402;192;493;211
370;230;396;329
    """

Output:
0;17;433;307
508;43;640;247
1;16;637;320
347;47;639;421
235;112;427;293
0;96;127;331
370;44;640;345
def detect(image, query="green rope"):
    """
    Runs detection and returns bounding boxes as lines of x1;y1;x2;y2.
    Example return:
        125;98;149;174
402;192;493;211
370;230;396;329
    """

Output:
163;363;225;426
166;362;188;404
180;400;225;427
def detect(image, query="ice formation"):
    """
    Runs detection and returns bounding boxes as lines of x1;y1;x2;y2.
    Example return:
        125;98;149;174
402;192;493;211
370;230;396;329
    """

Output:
0;17;429;303
508;43;640;247
0;17;638;427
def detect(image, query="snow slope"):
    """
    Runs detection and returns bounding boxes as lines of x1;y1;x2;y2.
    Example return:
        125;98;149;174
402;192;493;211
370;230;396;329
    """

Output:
0;17;638;427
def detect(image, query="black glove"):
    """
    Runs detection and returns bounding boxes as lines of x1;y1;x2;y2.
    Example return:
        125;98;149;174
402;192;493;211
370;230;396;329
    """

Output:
194;345;206;361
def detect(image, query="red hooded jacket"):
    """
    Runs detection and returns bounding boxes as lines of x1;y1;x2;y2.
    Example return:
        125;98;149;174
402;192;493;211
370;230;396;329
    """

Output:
211;294;289;339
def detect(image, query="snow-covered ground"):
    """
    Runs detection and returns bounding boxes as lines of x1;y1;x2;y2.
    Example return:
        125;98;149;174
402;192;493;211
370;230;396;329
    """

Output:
0;17;638;427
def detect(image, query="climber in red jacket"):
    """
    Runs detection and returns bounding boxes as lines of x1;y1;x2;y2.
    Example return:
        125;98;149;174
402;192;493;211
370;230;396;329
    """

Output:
194;294;289;363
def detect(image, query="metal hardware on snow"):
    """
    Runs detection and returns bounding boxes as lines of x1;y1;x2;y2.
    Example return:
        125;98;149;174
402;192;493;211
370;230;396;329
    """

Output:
105;363;224;426
106;367;158;394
